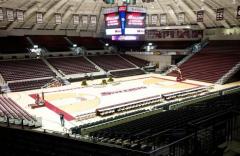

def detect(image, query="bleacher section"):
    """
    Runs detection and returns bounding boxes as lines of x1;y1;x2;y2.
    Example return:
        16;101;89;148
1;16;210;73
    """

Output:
89;95;234;151
0;95;39;127
0;36;31;53
0;59;55;81
88;55;135;71
69;37;104;50
120;54;149;67
168;42;240;83
110;69;145;78
29;35;70;52
47;57;98;75
8;79;52;92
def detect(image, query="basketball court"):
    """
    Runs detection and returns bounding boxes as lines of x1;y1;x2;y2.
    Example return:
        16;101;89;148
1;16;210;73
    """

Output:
6;74;207;131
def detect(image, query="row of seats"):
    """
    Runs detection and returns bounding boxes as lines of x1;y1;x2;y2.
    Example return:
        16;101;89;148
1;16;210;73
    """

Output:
96;95;161;116
0;55;149;92
162;86;208;101
8;79;52;92
110;69;146;78
71;109;147;134
0;96;37;123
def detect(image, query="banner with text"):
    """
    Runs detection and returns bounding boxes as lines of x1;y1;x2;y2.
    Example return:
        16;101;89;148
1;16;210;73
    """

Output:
73;14;79;25
36;12;43;24
7;9;14;21
197;10;204;22
216;8;224;21
17;10;24;22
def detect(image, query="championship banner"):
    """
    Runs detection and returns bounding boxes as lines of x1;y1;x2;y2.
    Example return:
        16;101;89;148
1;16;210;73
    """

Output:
216;8;224;21
55;13;62;24
73;14;79;25
197;10;204;22
237;6;240;19
160;14;167;25
17;10;24;22
7;9;14;22
0;8;3;21
178;13;185;24
36;12;43;24
82;15;88;25
151;14;158;25
90;15;97;25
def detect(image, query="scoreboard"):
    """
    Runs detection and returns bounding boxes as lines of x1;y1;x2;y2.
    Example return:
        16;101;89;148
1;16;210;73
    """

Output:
104;6;146;36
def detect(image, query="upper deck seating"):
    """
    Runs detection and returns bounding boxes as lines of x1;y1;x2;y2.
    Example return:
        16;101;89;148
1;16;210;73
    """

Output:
29;35;70;52
0;36;31;53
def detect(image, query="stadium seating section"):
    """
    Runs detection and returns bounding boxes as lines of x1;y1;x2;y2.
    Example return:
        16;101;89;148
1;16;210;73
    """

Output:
69;37;104;50
88;55;135;71
168;42;240;83
0;95;37;127
29;35;71;52
89;96;234;151
47;57;98;75
8;79;52;92
0;59;55;81
0;36;31;53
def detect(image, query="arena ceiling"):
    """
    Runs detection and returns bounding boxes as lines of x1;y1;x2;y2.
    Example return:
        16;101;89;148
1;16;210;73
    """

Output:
0;0;239;33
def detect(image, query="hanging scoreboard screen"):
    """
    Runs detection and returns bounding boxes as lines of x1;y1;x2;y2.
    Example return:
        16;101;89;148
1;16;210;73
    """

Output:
104;6;146;36
104;7;121;35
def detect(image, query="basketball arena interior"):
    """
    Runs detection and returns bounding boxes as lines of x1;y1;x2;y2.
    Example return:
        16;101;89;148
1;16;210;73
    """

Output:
0;0;240;156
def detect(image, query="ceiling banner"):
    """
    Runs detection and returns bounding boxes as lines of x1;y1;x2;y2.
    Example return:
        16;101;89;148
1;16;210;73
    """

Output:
0;8;3;21
237;6;240;19
151;14;158;25
216;8;224;21
160;14;167;25
55;13;62;24
82;15;88;25
197;10;204;22
36;12;43;24
178;13;185;24
73;14;79;25
7;9;14;22
90;15;97;25
17;10;24;22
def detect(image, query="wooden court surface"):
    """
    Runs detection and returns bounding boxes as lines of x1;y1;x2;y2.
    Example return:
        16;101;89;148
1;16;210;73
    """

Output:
41;76;203;116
